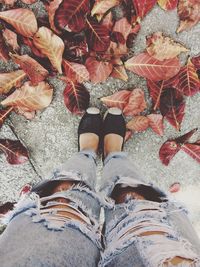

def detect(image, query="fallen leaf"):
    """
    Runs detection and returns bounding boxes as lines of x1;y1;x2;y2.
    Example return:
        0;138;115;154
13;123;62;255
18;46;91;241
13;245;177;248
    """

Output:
126;115;149;132
0;9;38;37
91;0;120;21
169;182;181;193
2;29;20;51
64;36;89;61
191;55;200;70
177;58;200;96
146;32;189;61
0;70;26;95
22;37;45;58
1;81;53;111
101;90;131;109
113;17;132;41
181;142;200;164
147;76;179;110
125;130;133;142
1;0;16;5
86;17;110;52
125;52;181;81
55;0;90;32
160;88;185;130
62;59;89;83
63;81;90;114
20;0;37;4
177;0;200;32
0;202;15;216
0;32;9;62
101;11;114;29
133;0;157;21
159;128;198;165
14;107;36;120
33;27;64;74
157;0;178;10
147;114;164;136
48;0;63;34
0;139;29;164
85;57;113;83
10;54;49;85
0;107;13;129
123;88;147;116
111;59;128;81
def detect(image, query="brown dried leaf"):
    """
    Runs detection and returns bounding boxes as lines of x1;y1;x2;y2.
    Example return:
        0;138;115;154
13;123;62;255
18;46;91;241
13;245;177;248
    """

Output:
91;0;120;21
126;116;149;132
62;59;89;83
147;114;164;136
0;70;26;95
2;29;20;51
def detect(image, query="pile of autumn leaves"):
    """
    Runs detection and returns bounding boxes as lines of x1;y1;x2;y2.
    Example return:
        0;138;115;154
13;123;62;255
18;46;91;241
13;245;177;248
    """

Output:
0;0;200;166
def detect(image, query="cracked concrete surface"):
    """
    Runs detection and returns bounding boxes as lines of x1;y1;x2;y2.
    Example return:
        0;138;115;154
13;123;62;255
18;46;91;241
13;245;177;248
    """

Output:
0;4;200;235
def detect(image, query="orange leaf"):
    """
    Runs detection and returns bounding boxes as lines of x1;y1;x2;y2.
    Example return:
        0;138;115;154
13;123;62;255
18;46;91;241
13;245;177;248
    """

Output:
10;54;49;85
0;70;26;94
62;59;89;83
123;88;147;116
85;57;113;83
1;81;53;111
2;29;20;51
0;9;38;37
33;27;64;74
177;0;200;32
177;58;200;96
125;52;181;81
126;116;149;132
147;114;164;136
101;90;131;109
146;32;189;61
91;0;120;21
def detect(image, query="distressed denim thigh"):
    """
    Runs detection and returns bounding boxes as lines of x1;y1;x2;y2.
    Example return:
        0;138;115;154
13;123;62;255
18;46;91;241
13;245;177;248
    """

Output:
0;213;100;267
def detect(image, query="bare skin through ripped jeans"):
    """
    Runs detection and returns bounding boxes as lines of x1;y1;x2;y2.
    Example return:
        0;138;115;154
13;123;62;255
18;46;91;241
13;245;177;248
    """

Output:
0;150;200;267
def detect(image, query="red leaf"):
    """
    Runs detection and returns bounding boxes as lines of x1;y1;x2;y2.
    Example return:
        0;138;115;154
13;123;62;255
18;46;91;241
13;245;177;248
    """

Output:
126;116;149;132
101;90;131;109
159;128;197;166
48;0;63;34
19;184;32;196
64;37;89;61
10;54;49;85
191;55;200;70
133;0;157;20
147;76;179;110
0;107;13;129
85;57;113;83
63;81;90;114
160;88;185;131
113;17;132;41
177;58;200;96
177;0;200;33
0;202;15;215
147;114;164;136
159;140;180;165
111;31;126;45
181;142;200;164
0;139;29;165
169;182;181;193
0;32;9;62
62;59;89;83
101;11;114;29
55;0;90;32
111;58;128;81
2;29;20;51
123;88;147;116
86;17;110;52
21;0;37;4
157;0;178;10
125;52;181;81
0;9;38;37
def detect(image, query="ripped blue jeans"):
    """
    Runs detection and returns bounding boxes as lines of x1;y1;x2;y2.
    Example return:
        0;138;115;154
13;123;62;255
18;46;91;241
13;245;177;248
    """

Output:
0;150;200;267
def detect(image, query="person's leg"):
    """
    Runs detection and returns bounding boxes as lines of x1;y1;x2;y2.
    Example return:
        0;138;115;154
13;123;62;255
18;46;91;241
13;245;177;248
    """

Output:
0;108;103;267
99;108;200;267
